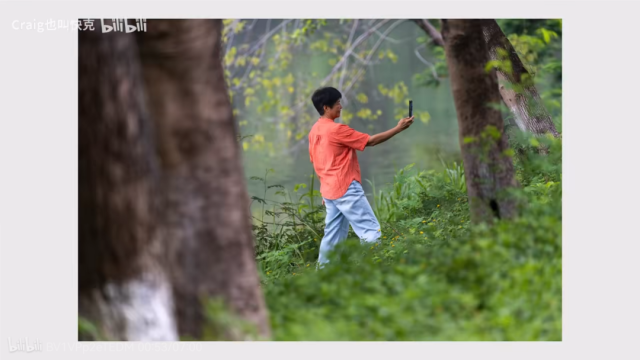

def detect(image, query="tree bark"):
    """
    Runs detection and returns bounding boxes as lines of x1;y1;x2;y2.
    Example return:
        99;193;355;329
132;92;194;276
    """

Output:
78;22;178;341
415;19;560;138
441;19;518;223
137;19;270;340
482;20;559;137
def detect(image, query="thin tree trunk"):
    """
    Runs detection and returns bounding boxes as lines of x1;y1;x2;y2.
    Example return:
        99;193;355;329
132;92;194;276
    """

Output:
78;22;178;341
414;19;559;138
441;19;518;223
137;19;270;340
482;20;559;137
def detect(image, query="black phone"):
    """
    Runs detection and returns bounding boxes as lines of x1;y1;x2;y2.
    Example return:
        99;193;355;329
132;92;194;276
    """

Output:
409;100;413;117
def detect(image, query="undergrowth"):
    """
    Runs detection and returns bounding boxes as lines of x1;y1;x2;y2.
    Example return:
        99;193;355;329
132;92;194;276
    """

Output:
254;134;562;341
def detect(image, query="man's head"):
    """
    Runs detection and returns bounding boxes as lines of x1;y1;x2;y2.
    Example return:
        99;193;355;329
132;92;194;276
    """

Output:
311;87;342;120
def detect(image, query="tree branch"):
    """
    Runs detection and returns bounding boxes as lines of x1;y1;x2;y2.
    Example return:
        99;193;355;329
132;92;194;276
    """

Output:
246;19;294;55
232;19;272;91
338;19;359;94
412;19;444;46
414;43;439;79
319;19;391;86
342;19;407;97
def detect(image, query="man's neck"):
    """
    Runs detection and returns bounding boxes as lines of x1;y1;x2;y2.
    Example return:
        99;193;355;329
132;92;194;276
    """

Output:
320;116;336;122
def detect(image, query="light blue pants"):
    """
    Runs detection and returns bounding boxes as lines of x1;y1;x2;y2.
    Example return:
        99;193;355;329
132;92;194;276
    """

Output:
318;180;382;266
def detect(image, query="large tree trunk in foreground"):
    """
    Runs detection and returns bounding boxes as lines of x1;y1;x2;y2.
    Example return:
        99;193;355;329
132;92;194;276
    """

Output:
137;19;270;340
482;20;559;137
442;19;518;223
414;19;559;138
79;23;178;340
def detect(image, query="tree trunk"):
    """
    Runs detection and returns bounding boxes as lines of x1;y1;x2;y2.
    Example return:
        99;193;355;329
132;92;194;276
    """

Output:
78;23;178;341
441;19;518;223
482;20;559;137
414;19;559;138
137;19;270;340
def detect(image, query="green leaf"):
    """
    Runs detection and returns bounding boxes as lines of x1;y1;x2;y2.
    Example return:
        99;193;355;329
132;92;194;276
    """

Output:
530;138;540;147
418;111;431;124
356;93;369;104
484;60;502;73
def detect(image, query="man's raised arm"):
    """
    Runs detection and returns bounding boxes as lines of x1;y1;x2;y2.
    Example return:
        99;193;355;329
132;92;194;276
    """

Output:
366;116;414;147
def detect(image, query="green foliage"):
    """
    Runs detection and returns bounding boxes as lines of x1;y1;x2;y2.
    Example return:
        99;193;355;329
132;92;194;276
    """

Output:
198;298;263;340
249;171;327;276
254;140;561;341
78;316;105;341
413;46;448;87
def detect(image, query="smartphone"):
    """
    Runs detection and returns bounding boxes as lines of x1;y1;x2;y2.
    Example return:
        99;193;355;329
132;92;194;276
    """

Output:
409;100;413;117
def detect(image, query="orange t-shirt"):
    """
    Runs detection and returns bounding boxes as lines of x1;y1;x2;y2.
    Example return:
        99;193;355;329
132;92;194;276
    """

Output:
308;118;371;200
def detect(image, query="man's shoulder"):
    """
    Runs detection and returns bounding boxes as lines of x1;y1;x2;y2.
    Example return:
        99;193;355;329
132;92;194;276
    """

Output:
309;120;336;134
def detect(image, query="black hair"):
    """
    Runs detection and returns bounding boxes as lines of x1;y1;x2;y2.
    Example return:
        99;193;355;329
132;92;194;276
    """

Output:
311;87;342;115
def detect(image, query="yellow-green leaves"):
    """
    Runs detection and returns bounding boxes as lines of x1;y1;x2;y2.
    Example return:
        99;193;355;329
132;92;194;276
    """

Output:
356;108;381;121
482;125;502;140
503;148;515;157
417;111;431;124
224;46;237;67
310;39;329;52
537;28;558;44
485;59;513;76
356;93;368;104
284;73;295;85
529;137;540;147
378;81;408;104
341;109;354;124
377;49;398;63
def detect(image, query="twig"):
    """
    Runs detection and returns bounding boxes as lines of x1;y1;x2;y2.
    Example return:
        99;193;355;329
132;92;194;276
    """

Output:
224;19;240;55
342;19;407;96
414;43;439;79
338;19;360;93
412;19;444;46
247;19;294;55
373;29;406;44
319;19;391;86
232;19;273;91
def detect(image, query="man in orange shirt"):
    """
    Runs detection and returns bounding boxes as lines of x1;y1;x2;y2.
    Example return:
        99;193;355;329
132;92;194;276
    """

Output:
309;87;414;266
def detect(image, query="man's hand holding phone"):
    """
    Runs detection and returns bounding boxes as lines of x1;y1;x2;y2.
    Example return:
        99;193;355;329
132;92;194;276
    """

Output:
396;116;414;131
